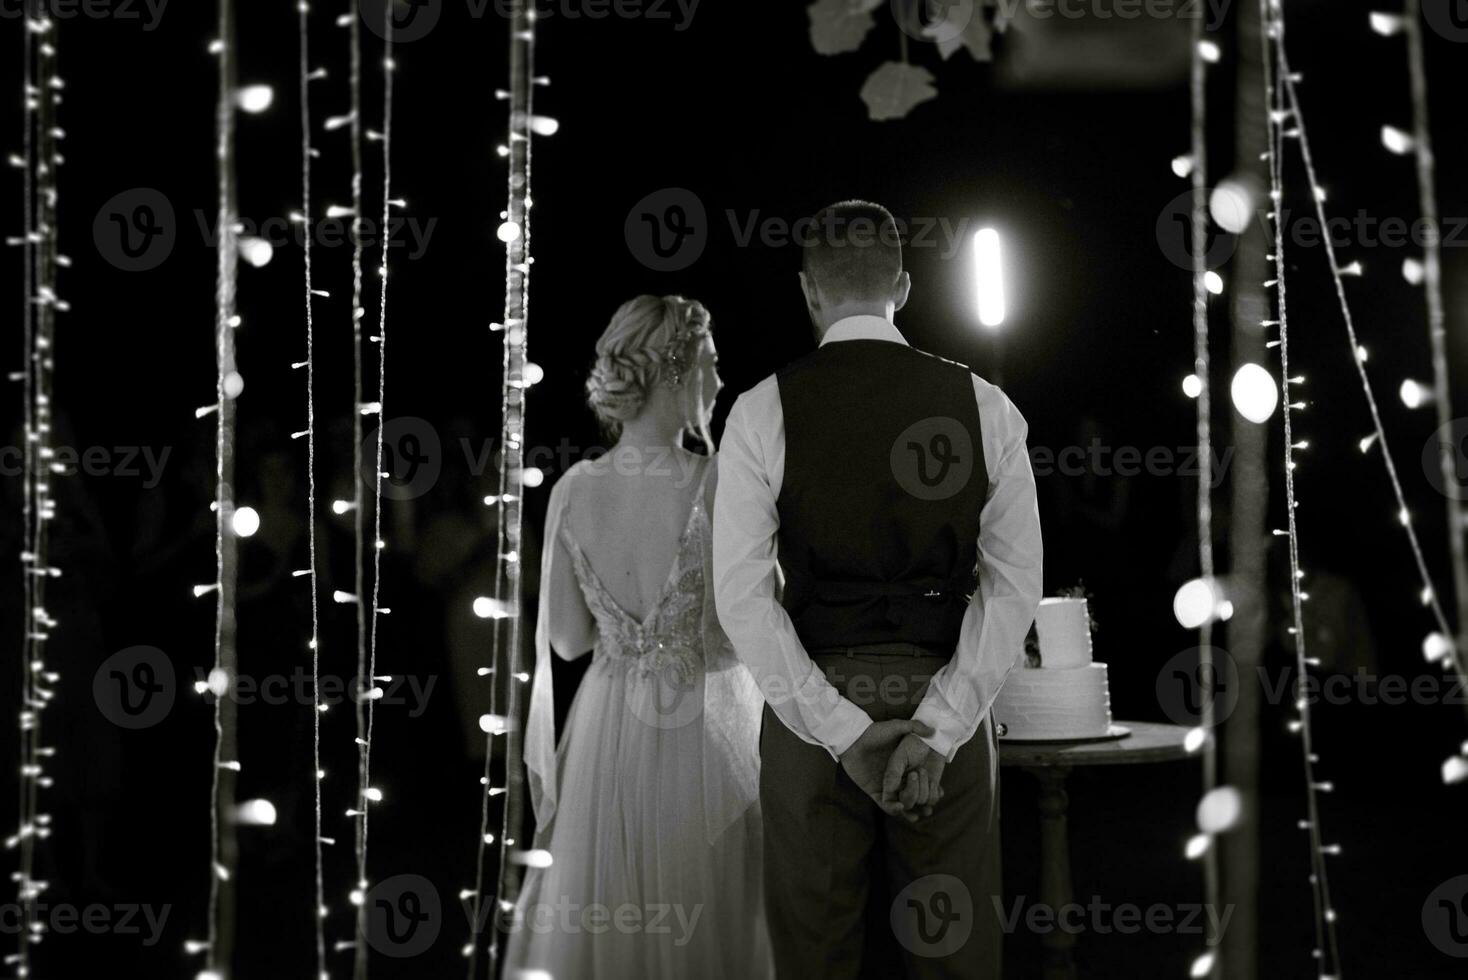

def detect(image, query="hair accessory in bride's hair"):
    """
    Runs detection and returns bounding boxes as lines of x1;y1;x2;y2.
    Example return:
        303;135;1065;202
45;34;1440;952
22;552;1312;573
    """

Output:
585;295;710;431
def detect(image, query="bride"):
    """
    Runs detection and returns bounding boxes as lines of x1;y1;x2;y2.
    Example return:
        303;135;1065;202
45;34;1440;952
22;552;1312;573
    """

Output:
508;295;772;978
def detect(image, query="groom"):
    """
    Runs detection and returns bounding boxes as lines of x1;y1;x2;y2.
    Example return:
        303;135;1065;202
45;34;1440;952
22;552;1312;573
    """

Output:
713;200;1043;979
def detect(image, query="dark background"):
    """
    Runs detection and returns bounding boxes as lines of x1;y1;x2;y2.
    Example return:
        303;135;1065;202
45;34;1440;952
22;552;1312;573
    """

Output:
2;0;1467;977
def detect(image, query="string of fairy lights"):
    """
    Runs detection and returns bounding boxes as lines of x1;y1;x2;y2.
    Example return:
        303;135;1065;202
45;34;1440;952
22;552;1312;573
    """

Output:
190;0;246;975
465;5;550;975
294;1;329;977
1390;2;1468;771
1272;12;1468;772
354;4;396;978
1182;18;1224;980
1259;1;1344;975
6;11;65;978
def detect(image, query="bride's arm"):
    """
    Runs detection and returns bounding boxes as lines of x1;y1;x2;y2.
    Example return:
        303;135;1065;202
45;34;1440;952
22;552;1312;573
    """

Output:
546;528;596;659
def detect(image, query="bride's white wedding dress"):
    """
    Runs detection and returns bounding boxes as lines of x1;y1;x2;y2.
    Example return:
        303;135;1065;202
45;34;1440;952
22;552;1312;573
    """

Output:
508;458;772;979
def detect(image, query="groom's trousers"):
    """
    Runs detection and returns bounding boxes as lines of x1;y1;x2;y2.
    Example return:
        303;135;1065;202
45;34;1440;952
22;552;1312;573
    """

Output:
760;644;1002;980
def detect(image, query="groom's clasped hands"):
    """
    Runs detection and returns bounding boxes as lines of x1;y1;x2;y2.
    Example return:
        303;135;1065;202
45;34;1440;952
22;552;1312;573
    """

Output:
837;719;948;823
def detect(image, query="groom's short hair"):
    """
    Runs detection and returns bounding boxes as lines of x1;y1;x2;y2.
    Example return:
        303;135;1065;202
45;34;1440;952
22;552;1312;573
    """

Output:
801;200;903;304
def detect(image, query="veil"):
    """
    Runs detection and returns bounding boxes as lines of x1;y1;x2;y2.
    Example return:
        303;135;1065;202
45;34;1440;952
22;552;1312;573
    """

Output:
523;456;763;848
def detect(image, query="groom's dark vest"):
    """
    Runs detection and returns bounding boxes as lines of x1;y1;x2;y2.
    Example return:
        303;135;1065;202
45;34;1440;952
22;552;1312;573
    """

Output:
775;338;989;653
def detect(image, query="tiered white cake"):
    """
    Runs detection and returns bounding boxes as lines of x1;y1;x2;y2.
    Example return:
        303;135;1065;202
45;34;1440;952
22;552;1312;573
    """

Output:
994;597;1112;740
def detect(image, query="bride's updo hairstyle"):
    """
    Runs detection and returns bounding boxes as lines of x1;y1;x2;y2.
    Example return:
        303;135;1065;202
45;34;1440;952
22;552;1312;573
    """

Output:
586;294;711;436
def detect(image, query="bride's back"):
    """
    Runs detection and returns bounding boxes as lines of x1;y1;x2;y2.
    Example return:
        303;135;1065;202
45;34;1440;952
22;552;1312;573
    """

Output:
562;448;712;624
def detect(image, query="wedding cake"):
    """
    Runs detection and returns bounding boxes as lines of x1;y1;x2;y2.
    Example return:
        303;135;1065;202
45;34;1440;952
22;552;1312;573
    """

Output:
993;597;1113;740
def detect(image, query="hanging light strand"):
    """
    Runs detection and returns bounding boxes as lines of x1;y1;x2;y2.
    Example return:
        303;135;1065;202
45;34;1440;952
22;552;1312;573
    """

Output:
11;12;63;977
1399;0;1468;709
203;0;243;975
1274;24;1464;709
1186;16;1223;979
354;10;396;980
1261;2;1342;976
468;6;538;977
297;1;328;976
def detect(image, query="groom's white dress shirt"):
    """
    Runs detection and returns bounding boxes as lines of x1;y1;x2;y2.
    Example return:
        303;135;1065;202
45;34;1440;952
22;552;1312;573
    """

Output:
714;314;1044;762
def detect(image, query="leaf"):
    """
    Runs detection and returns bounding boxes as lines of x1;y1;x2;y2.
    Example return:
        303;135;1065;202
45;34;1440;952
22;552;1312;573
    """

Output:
958;9;994;61
859;61;938;121
935;4;995;61
808;0;880;56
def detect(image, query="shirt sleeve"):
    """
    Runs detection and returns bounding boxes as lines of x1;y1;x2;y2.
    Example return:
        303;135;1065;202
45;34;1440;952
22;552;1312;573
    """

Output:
713;383;873;760
912;382;1044;761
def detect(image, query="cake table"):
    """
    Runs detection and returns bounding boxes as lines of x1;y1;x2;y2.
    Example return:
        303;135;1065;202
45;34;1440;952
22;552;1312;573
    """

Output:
998;721;1205;980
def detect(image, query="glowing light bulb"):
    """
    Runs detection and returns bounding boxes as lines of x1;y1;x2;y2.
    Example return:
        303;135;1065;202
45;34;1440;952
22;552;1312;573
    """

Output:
1399;378;1431;409
1231;363;1278;423
236;85;274;113
231;506;260;538
1185;833;1211;859
497;221;521;243
1204;271;1224;295
235;799;277;826
1182;374;1204;399
1380;125;1413;155
1443;755;1468;786
1369;11;1405;35
1196;785;1243;833
1173;577;1224;629
529;115;560;136
1197;40;1221;63
479;713;508;734
1190;953;1216;979
524;362;544;386
519;467;545;488
223;371;245;399
1423;632;1453;665
973;228;1005;329
1171;155;1194;178
239;236;274;268
1402;258;1424;285
1209;178;1254;234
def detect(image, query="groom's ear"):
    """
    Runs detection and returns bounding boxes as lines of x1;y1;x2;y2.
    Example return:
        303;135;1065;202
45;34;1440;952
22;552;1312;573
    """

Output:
797;270;815;307
893;271;912;313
